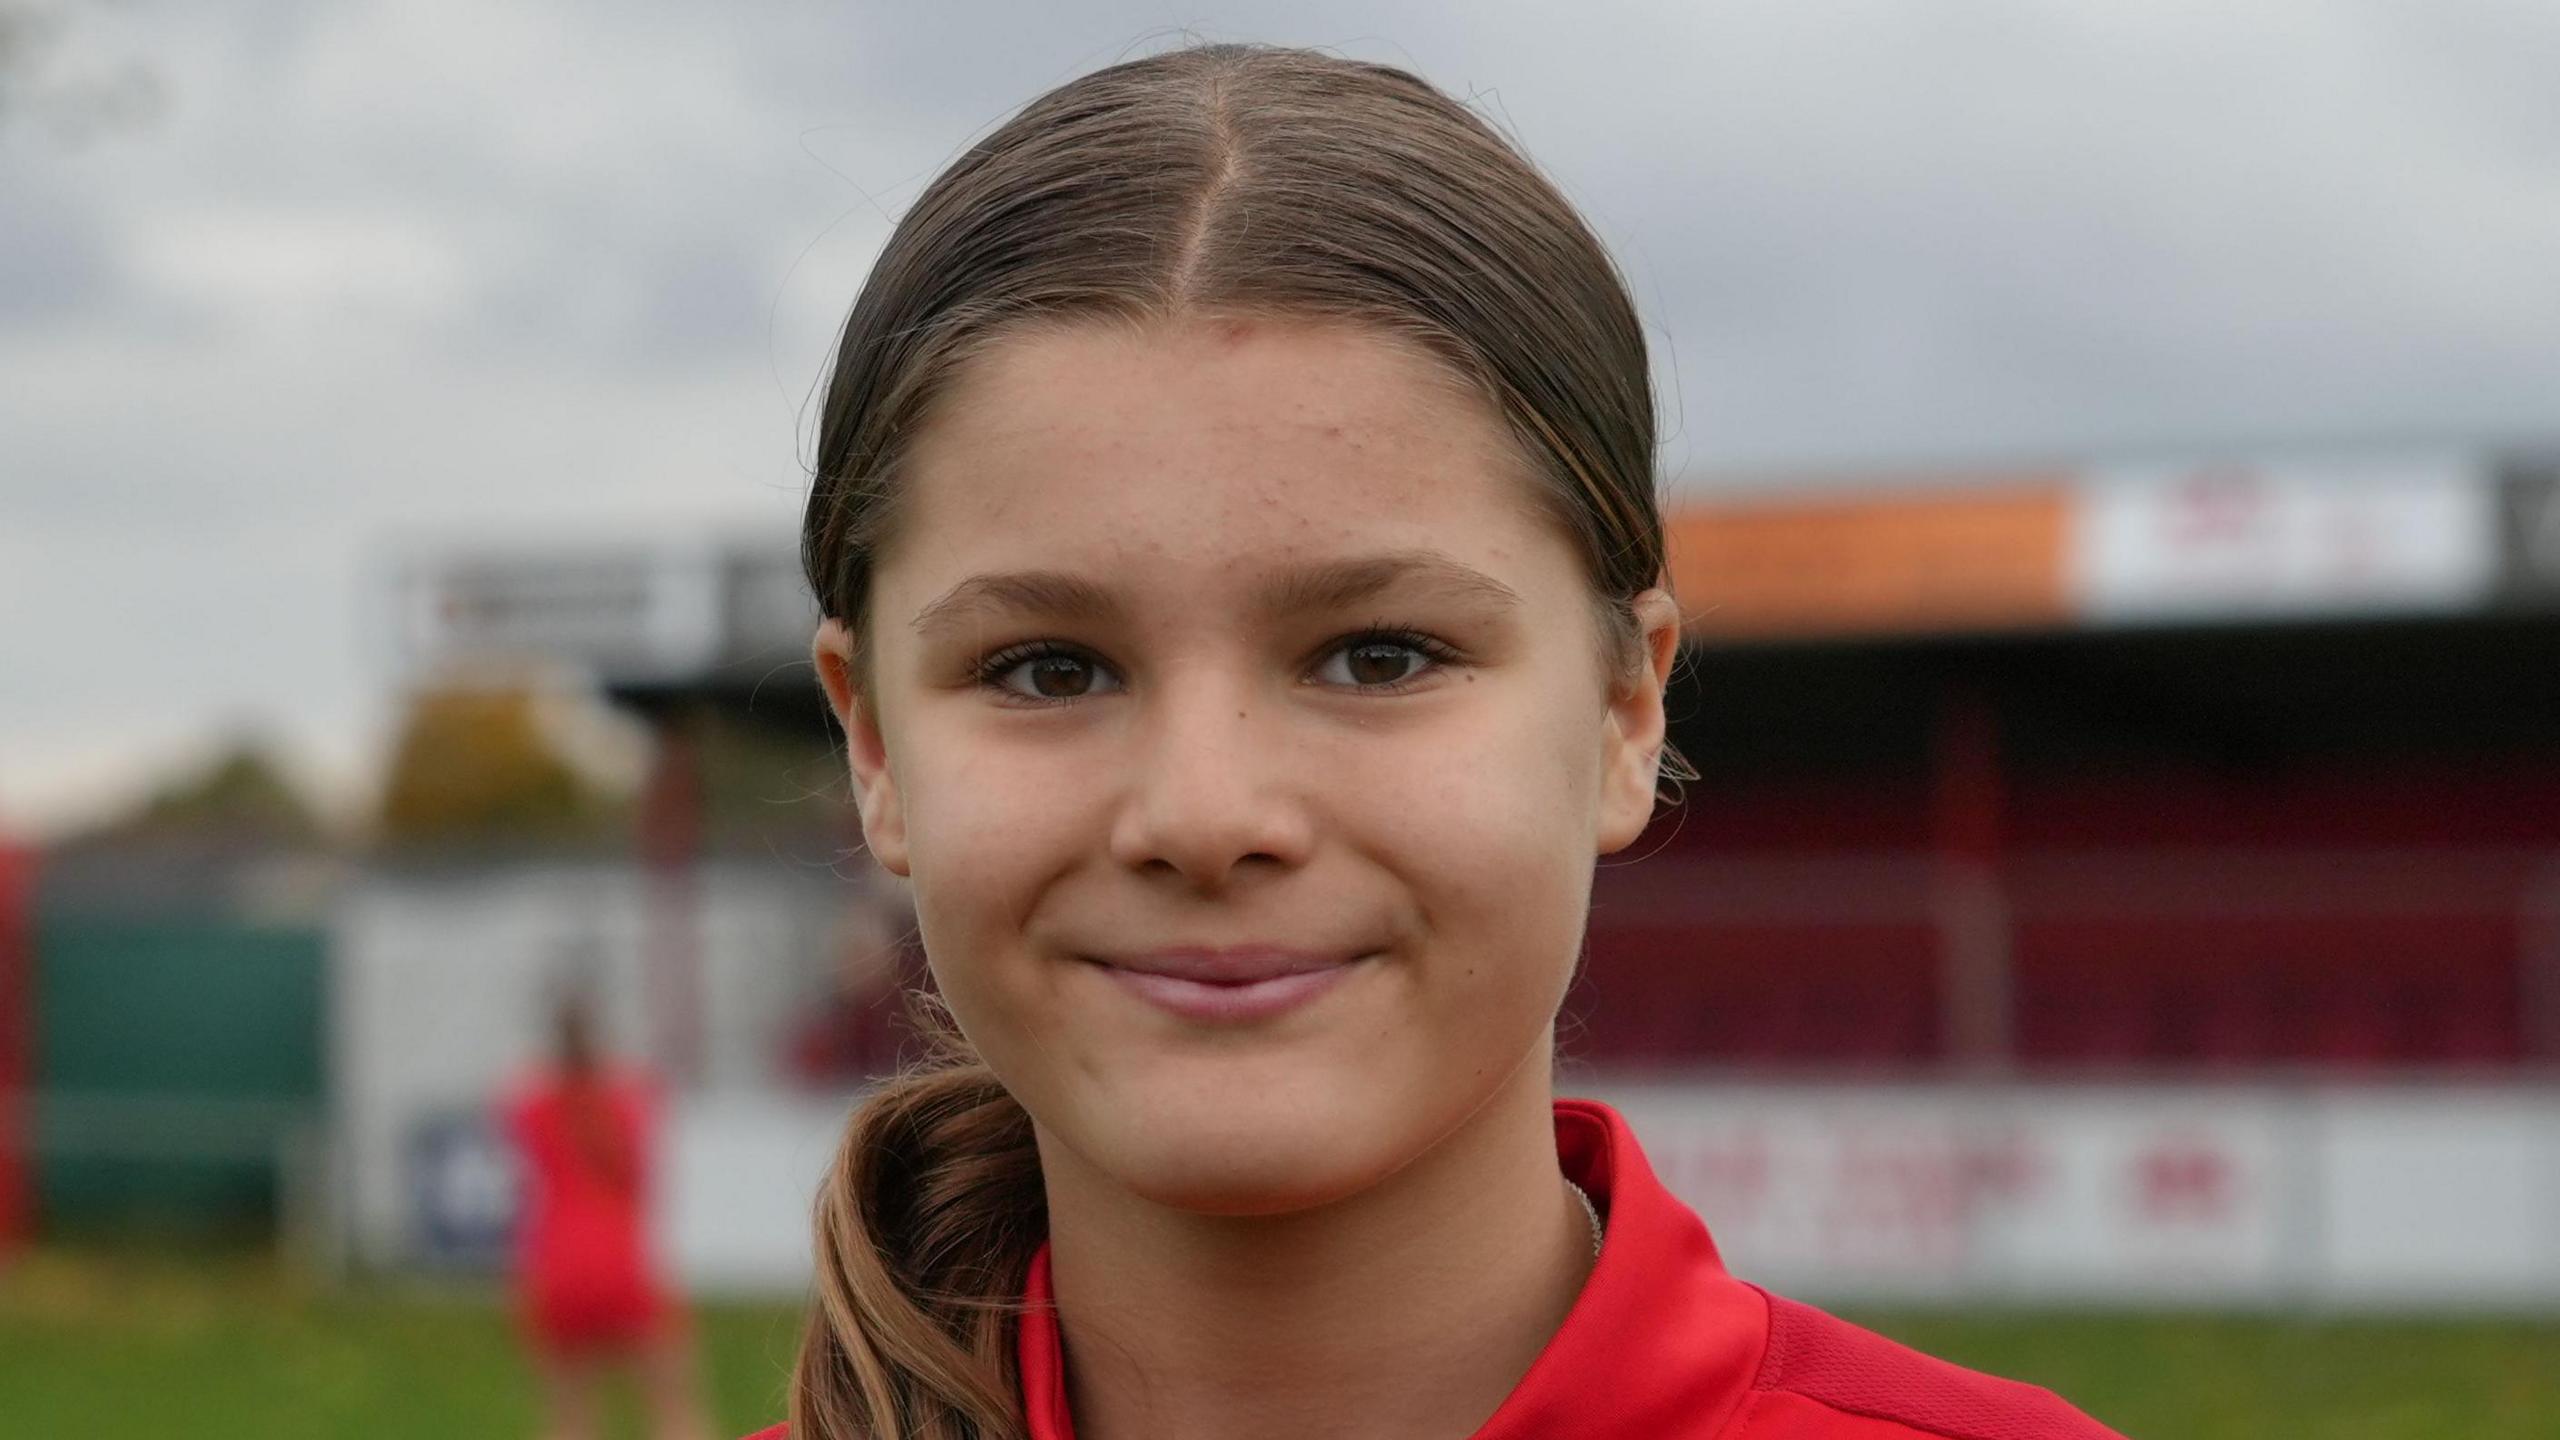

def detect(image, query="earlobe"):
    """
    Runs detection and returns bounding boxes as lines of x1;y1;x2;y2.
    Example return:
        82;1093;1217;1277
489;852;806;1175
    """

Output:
1595;588;1684;856
813;619;911;876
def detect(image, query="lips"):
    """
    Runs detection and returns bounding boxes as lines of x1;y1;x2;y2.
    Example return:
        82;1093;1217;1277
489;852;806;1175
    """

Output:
1098;946;1352;984
1085;946;1369;1023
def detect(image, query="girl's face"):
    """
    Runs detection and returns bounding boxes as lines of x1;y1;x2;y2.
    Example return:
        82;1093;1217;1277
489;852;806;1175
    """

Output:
817;316;1678;1215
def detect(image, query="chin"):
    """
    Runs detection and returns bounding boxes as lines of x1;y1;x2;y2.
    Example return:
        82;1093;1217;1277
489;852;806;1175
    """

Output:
1085;1085;1403;1218
1120;1146;1380;1218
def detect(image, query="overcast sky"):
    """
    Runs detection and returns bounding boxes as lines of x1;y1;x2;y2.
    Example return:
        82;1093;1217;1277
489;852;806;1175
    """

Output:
4;0;2558;836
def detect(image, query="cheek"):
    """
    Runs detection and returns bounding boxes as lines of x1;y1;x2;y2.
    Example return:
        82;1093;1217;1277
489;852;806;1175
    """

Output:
893;732;1103;1016
899;708;1114;865
1365;684;1605;991
1417;674;1603;850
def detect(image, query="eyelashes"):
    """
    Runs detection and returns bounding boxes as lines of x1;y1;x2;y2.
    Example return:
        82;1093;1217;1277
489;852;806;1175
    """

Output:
971;625;1465;707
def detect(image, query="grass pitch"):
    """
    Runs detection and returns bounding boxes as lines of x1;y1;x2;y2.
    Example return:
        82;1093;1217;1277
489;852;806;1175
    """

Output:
4;1246;2555;1437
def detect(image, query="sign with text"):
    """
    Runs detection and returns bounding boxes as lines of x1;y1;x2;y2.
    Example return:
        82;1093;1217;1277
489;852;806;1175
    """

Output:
2070;455;2499;624
1598;1085;2288;1302
397;546;725;684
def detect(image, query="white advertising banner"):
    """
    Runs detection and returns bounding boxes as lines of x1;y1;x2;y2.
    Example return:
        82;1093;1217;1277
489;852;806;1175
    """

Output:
396;544;726;684
2070;454;2499;624
375;1079;2560;1310
2313;1090;2560;1306
1594;1084;2294;1304
661;1095;848;1293
399;1095;848;1294
335;860;847;1270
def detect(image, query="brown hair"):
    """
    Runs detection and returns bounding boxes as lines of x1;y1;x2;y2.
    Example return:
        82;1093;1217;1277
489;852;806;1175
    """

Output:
794;41;1695;1439
550;987;637;1193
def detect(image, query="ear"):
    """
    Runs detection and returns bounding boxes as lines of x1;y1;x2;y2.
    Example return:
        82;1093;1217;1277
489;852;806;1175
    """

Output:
1595;587;1683;856
813;617;910;876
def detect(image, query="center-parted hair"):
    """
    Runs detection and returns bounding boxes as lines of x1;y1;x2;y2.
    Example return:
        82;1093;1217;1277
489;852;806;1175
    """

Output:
794;42;1692;1439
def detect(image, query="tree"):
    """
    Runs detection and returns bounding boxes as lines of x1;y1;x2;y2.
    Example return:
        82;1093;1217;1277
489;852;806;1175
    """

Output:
118;742;324;847
375;685;621;847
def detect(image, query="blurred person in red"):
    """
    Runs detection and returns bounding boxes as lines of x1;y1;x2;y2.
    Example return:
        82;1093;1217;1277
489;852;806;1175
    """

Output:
501;984;714;1440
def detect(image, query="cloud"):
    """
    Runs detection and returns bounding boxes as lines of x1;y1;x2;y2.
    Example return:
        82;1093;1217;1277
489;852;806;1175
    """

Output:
0;164;114;331
4;0;2559;832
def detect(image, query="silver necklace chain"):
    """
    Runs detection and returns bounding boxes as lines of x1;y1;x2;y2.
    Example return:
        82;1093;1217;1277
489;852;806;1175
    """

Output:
1565;1179;1604;1261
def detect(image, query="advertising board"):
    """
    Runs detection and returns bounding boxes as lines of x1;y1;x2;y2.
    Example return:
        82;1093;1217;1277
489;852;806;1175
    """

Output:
359;1081;2560;1309
2070;454;2500;624
1599;1085;2293;1303
396;545;725;685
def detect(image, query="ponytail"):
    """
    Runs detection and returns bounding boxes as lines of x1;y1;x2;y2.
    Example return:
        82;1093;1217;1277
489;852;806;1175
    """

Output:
790;1001;1048;1439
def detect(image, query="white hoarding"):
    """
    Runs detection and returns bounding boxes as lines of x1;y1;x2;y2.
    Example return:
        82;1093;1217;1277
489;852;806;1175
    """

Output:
644;1083;2560;1309
2071;455;2499;624
2314;1091;2560;1305
397;545;726;684
1597;1084;2293;1304
333;860;847;1270
364;1068;2560;1310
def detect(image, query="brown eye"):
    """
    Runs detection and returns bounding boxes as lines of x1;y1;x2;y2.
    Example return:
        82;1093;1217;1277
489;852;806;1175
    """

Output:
1314;632;1453;690
978;645;1120;704
1343;642;1420;687
1020;654;1097;698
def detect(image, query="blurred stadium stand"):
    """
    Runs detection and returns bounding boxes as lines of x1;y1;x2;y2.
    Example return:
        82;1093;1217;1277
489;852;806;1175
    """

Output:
1588;449;2560;1075
370;448;2560;1083
17;446;2560;1303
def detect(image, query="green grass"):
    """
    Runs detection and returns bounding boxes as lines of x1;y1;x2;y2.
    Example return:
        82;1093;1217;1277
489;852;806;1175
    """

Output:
1845;1307;2560;1440
0;1246;802;1439
4;1245;2556;1437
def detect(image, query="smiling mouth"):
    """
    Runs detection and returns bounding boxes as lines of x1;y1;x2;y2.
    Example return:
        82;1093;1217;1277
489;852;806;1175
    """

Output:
1083;953;1372;1024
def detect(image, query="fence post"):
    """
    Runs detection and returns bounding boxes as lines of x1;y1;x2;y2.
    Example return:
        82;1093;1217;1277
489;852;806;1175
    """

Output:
1935;689;2014;1069
639;710;705;1088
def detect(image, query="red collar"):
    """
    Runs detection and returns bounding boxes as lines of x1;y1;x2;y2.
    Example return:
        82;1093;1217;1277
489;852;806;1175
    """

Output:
1016;1097;1766;1439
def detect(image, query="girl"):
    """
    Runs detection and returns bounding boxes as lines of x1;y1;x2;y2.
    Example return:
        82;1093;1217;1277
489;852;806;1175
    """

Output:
759;43;2124;1440
503;988;714;1440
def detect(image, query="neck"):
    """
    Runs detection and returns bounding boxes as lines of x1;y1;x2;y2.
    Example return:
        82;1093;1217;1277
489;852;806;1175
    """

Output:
1037;1054;1594;1440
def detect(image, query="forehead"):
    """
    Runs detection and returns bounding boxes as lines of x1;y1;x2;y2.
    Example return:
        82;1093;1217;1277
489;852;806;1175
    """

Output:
883;317;1561;585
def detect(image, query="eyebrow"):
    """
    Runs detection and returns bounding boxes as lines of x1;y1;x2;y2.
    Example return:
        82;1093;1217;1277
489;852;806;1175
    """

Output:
909;549;1527;640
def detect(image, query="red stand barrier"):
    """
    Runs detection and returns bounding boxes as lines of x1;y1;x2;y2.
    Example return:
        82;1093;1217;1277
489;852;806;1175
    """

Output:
0;841;35;1258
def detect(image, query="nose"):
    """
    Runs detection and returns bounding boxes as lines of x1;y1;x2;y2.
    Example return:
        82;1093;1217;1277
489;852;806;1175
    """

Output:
1106;672;1315;891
